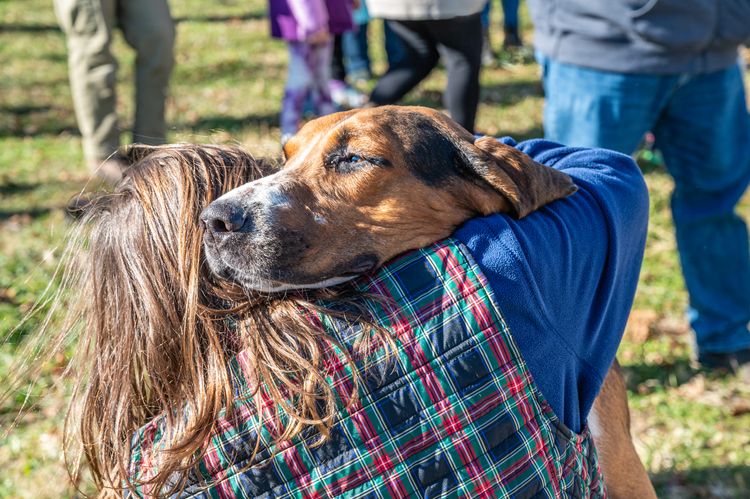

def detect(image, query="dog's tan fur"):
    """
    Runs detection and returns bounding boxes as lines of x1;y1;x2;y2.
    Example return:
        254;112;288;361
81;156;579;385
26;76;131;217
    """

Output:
594;363;656;498
275;107;577;278
268;106;655;496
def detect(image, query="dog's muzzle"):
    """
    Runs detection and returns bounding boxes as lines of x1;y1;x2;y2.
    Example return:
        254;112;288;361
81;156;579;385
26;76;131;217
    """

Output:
200;194;364;292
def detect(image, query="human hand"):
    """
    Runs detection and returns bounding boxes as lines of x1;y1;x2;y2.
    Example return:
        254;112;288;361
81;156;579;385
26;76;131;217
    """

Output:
307;28;331;45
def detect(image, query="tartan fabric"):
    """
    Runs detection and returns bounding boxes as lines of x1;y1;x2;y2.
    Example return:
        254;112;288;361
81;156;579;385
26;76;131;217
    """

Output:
129;239;607;498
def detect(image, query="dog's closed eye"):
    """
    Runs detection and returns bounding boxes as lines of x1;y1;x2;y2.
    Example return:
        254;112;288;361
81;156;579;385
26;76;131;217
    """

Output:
324;150;390;174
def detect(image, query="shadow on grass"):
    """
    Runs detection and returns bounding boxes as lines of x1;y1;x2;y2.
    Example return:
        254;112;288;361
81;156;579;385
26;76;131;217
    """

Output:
0;105;52;116
477;124;544;141
401;79;543;109
0;23;59;33
481;79;544;106
0;181;40;197
0;207;55;222
173;10;265;24
0;105;78;138
173;58;286;85
621;357;697;393
177;112;279;134
402;89;444;109
652;465;750;497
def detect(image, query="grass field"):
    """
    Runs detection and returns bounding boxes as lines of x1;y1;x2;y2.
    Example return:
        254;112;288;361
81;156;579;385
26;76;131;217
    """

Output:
2;0;750;497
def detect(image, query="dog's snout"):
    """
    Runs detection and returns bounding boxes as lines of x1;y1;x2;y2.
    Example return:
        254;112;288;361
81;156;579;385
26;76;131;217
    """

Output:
201;201;248;234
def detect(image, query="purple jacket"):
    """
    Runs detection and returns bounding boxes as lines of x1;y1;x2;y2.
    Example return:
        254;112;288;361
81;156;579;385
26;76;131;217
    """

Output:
270;0;354;41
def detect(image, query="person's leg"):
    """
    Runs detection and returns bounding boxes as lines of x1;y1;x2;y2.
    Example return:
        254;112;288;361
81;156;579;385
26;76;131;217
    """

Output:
481;1;491;28
329;33;349;109
501;0;522;47
118;0;174;145
539;56;671;153
53;0;119;163
501;0;519;29
281;42;314;139
309;41;337;117
331;34;347;83
370;20;439;105
431;14;484;132
383;20;407;70
654;65;750;360
480;1;496;66
342;24;372;80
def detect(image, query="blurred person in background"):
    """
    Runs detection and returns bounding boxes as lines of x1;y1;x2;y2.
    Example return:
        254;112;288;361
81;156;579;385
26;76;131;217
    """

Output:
330;21;369;109
329;1;409;109
383;20;406;70
367;0;485;133
530;0;750;372
269;0;354;144
332;0;409;84
341;0;372;83
53;0;175;184
480;0;524;66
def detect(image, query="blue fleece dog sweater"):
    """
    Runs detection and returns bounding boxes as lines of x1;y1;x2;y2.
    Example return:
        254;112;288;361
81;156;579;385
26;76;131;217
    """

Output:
454;138;648;432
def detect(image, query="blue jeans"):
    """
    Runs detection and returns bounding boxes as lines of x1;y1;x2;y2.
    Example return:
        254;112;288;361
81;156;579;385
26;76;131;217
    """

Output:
342;24;371;76
481;0;521;29
383;20;406;69
539;56;750;355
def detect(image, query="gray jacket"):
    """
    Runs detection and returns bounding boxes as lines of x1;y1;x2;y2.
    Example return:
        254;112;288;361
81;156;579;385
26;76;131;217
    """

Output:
529;0;750;74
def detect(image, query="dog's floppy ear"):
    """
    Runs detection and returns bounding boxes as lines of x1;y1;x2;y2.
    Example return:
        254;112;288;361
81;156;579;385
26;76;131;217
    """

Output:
456;136;577;218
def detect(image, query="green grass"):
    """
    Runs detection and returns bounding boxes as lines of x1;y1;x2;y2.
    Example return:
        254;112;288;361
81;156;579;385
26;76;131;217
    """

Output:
1;0;749;497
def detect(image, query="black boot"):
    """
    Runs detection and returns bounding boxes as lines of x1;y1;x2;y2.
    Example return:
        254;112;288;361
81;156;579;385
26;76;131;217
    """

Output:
503;26;523;49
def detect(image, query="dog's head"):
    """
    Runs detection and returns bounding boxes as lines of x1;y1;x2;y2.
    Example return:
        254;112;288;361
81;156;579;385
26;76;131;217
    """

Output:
201;106;577;292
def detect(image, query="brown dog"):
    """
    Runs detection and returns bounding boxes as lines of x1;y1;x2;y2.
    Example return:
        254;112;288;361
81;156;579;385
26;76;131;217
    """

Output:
201;106;655;497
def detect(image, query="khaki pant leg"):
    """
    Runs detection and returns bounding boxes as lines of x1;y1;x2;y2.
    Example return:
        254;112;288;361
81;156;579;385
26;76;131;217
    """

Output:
118;0;175;145
54;0;120;162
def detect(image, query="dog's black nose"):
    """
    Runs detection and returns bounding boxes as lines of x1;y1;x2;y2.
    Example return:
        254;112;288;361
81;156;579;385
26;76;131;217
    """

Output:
200;201;248;234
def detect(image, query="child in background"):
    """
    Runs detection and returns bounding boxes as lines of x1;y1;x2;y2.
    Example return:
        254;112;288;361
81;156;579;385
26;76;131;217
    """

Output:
269;0;354;144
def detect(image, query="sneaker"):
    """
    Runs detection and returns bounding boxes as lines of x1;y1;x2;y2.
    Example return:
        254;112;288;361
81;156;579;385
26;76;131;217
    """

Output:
329;79;368;109
345;86;368;108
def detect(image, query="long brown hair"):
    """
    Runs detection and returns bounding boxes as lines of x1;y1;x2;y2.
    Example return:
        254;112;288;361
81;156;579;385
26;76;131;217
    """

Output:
4;144;391;497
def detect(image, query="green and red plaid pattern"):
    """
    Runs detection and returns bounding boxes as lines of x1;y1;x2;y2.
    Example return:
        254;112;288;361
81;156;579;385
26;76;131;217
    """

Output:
129;239;606;498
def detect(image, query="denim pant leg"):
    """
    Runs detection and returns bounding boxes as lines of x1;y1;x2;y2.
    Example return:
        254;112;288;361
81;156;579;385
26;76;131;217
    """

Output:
539;57;670;153
342;25;371;76
500;0;520;29
481;1;491;28
384;20;407;69
654;65;750;354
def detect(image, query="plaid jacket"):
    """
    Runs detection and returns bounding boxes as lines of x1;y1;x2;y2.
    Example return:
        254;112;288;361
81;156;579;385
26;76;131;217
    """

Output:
129;239;607;498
